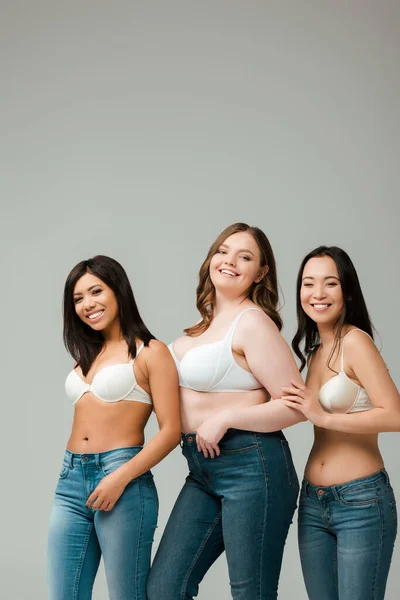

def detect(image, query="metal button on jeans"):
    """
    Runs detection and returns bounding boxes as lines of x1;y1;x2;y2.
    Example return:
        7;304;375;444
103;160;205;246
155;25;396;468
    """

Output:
82;456;89;462
318;489;324;496
187;436;194;442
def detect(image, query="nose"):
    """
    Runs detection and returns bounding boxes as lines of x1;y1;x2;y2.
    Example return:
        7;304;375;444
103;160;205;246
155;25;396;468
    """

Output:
224;253;236;267
83;295;96;311
313;284;326;300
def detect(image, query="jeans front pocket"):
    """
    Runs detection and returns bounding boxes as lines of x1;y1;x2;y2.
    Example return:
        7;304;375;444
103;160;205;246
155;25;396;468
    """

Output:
338;484;380;507
59;465;70;479
280;440;299;493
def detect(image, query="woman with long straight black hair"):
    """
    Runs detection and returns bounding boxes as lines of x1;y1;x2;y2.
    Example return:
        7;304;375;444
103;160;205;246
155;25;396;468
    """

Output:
47;255;180;600
282;246;400;600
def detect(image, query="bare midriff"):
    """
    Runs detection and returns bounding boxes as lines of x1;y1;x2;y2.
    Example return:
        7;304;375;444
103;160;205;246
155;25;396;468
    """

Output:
305;427;384;487
180;387;269;433
67;393;152;453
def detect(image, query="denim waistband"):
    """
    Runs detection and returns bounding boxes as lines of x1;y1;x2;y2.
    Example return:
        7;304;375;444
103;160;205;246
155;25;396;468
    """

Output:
63;445;143;468
181;428;285;446
302;469;390;500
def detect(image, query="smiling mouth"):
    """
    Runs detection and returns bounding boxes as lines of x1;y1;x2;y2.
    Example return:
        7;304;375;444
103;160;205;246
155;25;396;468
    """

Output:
311;304;331;311
87;310;104;320
219;269;238;277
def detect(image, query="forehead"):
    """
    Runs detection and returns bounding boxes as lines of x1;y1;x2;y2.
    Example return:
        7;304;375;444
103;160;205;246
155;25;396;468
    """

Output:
221;231;260;253
73;272;105;294
303;256;339;278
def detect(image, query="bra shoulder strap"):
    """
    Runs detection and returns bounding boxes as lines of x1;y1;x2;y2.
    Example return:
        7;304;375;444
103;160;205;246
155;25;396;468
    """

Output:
340;328;373;370
226;307;263;343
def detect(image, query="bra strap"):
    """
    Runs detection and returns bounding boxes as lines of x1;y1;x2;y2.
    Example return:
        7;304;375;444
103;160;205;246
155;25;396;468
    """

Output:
136;343;145;358
340;328;373;370
226;307;262;343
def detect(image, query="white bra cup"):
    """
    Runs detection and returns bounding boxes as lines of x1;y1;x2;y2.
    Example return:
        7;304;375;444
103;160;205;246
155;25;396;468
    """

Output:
179;343;223;391
319;371;372;414
65;344;152;405
317;329;374;414
170;308;263;393
90;363;136;402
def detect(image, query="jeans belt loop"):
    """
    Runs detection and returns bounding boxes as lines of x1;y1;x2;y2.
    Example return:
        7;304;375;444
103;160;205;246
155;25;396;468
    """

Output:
95;453;101;470
68;452;74;469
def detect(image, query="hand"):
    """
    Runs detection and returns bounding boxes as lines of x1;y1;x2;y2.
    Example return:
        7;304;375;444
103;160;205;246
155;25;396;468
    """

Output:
86;470;127;511
196;410;231;459
282;380;327;427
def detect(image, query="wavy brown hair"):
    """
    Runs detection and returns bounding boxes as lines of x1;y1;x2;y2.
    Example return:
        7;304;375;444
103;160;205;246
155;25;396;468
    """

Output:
185;223;282;336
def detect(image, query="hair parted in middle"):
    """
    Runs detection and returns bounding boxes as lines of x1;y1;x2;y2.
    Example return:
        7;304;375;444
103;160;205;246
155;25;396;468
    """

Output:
185;222;282;337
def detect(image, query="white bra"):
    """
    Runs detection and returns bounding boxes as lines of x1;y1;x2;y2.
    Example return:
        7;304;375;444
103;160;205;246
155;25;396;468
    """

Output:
317;329;374;414
65;344;152;405
169;308;263;393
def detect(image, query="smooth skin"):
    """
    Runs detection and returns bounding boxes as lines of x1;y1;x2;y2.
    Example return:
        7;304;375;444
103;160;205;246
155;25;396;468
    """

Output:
70;272;180;510
171;231;306;458
282;256;400;485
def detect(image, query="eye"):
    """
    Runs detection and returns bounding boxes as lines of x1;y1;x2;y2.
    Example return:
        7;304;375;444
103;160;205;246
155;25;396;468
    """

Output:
240;255;251;261
92;288;102;295
216;249;226;254
74;297;82;304
302;283;313;288
326;282;338;287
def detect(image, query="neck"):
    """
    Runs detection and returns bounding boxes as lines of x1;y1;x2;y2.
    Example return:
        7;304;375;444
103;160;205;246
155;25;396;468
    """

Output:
317;322;336;347
213;290;249;316
102;319;123;343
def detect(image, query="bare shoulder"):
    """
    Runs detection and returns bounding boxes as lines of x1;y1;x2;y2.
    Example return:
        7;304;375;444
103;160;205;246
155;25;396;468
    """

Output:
344;328;376;353
344;329;380;370
143;338;171;359
237;307;279;335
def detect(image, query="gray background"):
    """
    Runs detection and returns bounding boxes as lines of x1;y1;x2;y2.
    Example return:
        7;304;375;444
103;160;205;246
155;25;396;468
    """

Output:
1;1;399;598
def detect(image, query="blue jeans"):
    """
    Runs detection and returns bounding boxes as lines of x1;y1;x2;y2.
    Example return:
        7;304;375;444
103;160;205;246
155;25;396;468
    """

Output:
147;429;299;600
47;446;158;600
298;469;398;600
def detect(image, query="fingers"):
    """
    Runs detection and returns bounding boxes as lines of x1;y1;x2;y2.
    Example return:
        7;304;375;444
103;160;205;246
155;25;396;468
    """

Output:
282;386;304;397
281;395;303;403
196;434;220;459
86;491;111;511
284;400;305;411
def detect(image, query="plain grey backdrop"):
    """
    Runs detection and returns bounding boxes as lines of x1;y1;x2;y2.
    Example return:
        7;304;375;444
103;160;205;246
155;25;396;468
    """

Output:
1;1;399;598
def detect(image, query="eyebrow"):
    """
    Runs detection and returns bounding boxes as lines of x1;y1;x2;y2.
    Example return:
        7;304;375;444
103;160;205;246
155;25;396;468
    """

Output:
220;244;255;256
302;276;340;281
73;284;102;296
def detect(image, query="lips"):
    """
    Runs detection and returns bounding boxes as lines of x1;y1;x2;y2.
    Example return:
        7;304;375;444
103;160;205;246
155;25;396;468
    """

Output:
219;269;238;277
87;310;104;320
311;304;331;311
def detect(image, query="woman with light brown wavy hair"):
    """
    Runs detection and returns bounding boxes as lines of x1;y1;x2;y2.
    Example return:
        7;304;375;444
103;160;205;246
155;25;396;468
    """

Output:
147;223;306;600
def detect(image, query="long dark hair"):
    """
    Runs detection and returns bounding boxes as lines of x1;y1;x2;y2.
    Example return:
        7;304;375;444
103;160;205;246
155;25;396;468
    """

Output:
185;222;282;336
292;246;374;372
63;255;155;375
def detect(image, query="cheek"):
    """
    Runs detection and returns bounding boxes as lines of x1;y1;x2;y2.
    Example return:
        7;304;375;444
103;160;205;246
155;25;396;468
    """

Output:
300;288;309;306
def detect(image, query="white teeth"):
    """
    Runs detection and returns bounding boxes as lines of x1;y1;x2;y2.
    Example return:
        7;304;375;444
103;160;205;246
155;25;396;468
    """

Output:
88;310;104;319
313;305;329;309
220;270;236;277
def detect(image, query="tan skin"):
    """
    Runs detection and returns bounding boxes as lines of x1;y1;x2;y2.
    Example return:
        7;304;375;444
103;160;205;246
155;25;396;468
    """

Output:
282;256;400;486
69;272;181;511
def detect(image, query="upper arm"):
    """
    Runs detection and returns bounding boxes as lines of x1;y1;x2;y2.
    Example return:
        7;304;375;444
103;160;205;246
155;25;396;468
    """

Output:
237;311;303;399
145;340;181;429
346;331;400;410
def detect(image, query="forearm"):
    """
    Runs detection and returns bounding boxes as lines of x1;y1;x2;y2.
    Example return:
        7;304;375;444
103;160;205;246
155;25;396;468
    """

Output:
225;399;307;433
116;426;181;486
320;407;400;434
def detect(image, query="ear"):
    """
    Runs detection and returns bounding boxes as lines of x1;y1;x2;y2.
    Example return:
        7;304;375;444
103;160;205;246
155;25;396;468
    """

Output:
255;265;269;283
